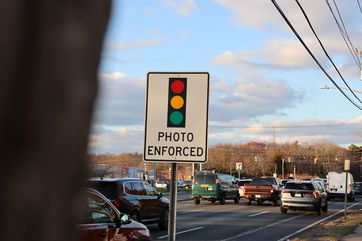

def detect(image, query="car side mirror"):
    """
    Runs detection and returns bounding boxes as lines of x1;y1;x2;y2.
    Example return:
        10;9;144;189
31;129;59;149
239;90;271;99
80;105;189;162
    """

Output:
157;192;163;199
119;214;131;225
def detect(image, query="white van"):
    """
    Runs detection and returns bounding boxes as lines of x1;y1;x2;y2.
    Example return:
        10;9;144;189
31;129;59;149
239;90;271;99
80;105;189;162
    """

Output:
327;171;355;201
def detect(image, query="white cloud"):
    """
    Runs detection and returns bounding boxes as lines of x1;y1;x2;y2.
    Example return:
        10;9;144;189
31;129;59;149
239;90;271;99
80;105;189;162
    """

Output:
210;75;300;121
106;39;163;50
163;0;197;16
91;71;361;153
89;126;144;154
213;0;360;36
212;0;362;70
210;38;327;70
209;116;362;147
93;72;146;126
213;0;280;29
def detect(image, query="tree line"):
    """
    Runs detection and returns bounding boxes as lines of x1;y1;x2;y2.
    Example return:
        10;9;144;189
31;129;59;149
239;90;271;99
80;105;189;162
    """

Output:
88;142;362;180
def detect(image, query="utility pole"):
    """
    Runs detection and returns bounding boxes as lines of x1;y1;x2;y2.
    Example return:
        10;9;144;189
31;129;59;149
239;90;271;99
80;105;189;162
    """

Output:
344;160;350;218
191;163;194;180
144;163;147;180
355;47;362;80
273;124;276;144
293;165;296;179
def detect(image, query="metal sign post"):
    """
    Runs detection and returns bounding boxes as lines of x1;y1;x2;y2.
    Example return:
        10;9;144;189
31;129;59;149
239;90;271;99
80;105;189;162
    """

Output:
344;159;350;218
168;163;178;241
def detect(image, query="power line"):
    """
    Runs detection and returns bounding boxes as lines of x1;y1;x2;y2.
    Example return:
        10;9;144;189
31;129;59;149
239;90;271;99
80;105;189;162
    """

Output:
295;0;362;104
325;0;361;67
271;0;362;110
358;0;362;15
210;123;349;129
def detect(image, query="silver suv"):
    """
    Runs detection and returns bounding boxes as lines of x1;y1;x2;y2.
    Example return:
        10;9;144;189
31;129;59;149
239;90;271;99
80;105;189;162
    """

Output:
280;180;328;215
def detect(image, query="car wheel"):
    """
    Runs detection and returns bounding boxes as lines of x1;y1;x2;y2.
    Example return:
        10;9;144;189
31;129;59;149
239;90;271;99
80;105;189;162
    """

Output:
158;209;168;230
194;198;200;205
130;211;141;222
234;195;240;204
245;199;252;205
211;199;216;203
315;206;321;216
220;193;226;205
280;206;287;214
257;200;263;205
322;199;328;213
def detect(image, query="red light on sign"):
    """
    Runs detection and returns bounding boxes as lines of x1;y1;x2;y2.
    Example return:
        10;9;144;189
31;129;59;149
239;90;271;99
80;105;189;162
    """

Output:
171;80;185;93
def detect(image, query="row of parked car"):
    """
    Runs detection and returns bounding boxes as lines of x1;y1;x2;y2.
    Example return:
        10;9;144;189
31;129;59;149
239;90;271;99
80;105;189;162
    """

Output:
78;171;360;240
191;171;358;216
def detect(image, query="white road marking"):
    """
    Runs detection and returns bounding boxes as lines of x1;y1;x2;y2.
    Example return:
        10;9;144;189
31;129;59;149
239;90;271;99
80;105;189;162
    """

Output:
221;214;304;241
157;226;204;239
277;201;362;241
248;211;270;217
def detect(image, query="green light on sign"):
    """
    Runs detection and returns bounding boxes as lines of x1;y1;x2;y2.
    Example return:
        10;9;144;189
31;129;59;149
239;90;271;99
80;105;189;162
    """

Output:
169;111;184;125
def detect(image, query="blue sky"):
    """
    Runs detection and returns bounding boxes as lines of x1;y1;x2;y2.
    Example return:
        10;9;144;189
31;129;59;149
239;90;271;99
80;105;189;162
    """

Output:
89;0;362;154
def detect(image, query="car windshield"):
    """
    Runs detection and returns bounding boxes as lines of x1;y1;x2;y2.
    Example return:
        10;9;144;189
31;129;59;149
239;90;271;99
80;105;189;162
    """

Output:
285;182;314;190
87;181;118;199
238;180;251;186
195;174;216;184
252;178;275;185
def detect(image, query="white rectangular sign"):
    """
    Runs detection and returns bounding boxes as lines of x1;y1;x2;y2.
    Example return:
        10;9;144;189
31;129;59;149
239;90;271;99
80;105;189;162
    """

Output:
144;72;209;163
344;159;350;171
236;163;242;171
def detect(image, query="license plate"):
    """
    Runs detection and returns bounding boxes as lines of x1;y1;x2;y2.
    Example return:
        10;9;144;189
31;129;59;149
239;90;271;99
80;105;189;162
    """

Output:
295;193;302;197
208;187;213;191
255;195;261;198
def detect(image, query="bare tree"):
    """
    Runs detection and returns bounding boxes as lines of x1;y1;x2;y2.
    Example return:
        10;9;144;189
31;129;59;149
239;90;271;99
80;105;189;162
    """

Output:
1;1;111;241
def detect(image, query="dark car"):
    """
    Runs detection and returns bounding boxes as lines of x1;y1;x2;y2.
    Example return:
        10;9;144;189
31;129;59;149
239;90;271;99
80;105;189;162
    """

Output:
87;178;169;230
280;180;328;215
183;180;192;189
353;182;362;195
79;188;152;241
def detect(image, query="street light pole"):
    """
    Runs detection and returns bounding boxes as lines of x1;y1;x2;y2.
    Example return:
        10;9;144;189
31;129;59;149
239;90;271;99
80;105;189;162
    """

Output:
320;86;362;94
344;159;350;219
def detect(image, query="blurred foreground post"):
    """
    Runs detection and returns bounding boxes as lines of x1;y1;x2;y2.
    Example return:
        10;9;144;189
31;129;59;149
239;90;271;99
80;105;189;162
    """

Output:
0;1;111;241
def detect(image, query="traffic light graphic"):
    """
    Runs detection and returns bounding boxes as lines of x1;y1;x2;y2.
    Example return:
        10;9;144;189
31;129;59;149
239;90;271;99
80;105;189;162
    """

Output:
167;78;187;127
